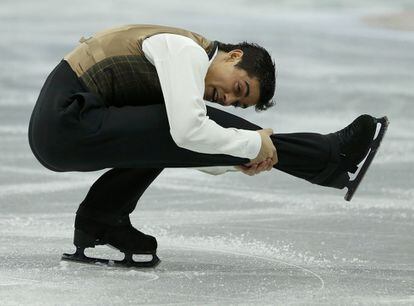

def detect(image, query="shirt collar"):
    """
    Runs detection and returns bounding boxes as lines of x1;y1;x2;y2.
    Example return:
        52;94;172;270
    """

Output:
209;46;218;64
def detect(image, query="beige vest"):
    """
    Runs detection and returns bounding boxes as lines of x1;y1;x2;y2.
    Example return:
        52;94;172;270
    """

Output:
64;24;215;77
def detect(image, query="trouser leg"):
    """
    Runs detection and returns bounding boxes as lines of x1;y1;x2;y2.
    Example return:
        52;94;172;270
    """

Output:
76;168;163;224
271;133;347;188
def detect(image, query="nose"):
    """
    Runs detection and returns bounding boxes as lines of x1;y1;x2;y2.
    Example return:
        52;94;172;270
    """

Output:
223;93;237;106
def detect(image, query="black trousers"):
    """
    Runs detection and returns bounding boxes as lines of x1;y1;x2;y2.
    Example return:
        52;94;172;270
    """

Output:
28;60;347;225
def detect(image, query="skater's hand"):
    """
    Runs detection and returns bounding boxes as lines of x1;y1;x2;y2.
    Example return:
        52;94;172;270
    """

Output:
248;128;278;166
234;128;277;176
235;157;274;176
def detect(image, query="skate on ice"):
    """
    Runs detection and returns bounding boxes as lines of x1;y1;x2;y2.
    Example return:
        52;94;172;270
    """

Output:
61;215;160;268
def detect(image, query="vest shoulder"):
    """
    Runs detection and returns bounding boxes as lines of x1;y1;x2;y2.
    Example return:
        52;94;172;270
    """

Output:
64;24;216;77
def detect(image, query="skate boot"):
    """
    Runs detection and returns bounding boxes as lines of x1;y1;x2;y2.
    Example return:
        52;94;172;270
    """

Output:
61;214;160;268
329;114;389;201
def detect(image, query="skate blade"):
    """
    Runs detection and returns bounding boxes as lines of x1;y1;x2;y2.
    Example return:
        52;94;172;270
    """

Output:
344;116;389;201
61;250;160;268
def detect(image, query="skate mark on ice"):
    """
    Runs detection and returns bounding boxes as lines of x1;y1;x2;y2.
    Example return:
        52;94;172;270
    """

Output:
104;269;160;282
0;275;41;286
170;244;325;292
227;223;409;239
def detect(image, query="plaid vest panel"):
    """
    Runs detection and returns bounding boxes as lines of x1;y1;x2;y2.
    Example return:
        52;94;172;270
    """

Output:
64;24;217;106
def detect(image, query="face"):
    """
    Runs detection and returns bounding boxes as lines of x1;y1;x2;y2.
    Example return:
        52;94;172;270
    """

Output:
204;49;260;109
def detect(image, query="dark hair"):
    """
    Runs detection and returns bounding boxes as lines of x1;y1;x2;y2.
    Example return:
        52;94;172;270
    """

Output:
217;41;276;112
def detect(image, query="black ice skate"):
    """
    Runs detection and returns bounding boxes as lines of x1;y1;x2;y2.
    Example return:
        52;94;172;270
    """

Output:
332;114;389;201
61;215;160;268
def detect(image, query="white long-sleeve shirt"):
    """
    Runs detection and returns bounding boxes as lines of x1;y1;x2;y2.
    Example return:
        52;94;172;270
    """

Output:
142;34;261;162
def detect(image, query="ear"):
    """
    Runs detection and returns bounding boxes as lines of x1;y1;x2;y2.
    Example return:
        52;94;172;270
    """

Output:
226;49;243;62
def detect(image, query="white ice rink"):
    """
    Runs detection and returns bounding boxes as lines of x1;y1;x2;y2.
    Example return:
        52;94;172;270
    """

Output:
0;0;413;304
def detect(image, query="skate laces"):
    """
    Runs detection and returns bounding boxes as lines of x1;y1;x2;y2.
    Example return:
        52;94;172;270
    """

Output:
336;121;357;156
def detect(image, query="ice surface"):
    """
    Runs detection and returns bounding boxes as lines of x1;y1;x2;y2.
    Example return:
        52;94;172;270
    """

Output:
1;0;413;305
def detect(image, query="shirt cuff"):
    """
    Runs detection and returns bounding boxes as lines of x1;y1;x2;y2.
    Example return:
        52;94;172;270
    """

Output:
238;129;262;160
